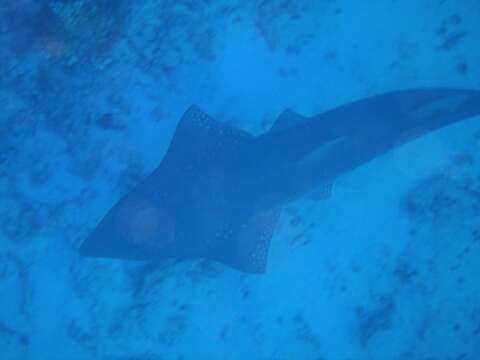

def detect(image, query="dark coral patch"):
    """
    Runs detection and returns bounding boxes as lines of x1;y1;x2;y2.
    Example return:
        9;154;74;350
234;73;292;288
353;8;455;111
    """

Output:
439;31;467;51
355;296;395;347
455;62;469;75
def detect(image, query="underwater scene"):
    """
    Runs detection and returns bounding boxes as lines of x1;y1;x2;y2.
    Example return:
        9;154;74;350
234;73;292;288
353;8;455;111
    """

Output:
1;1;480;359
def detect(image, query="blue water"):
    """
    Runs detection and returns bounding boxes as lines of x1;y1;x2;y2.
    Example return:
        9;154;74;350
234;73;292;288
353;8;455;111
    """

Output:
1;1;480;359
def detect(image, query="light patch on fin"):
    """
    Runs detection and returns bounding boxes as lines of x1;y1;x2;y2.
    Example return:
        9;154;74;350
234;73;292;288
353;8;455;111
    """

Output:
270;108;308;132
234;207;281;274
411;93;469;120
307;181;333;200
162;105;253;168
